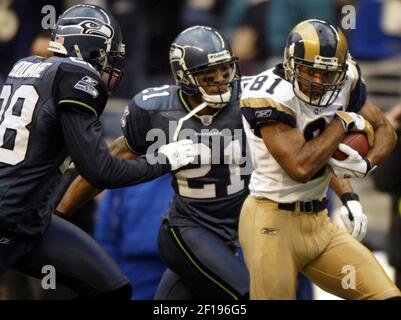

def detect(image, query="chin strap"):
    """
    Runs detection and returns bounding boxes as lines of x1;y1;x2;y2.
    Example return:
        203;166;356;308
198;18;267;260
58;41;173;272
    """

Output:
73;44;84;60
173;102;208;141
198;87;231;109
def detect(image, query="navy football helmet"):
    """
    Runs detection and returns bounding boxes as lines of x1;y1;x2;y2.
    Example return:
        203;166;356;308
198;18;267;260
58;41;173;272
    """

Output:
48;4;125;92
169;26;240;108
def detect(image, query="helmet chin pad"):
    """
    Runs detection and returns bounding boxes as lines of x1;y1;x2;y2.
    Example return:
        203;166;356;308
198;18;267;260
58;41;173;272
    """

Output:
198;87;231;108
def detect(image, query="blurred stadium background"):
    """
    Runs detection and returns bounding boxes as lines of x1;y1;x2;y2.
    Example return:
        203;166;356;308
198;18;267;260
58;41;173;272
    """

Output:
0;0;401;300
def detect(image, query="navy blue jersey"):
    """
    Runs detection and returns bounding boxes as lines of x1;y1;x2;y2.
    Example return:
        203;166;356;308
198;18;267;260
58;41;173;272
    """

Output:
0;56;168;237
122;83;251;244
0;56;106;237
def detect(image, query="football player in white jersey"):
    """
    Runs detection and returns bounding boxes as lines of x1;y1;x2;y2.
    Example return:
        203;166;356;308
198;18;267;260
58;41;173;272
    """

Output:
239;19;401;300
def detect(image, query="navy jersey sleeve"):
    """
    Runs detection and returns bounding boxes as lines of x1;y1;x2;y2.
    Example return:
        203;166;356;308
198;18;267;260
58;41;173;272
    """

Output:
60;108;171;189
347;63;367;113
54;62;108;116
121;97;152;155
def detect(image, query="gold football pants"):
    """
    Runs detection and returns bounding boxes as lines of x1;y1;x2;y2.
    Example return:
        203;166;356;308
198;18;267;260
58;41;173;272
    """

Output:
239;195;401;300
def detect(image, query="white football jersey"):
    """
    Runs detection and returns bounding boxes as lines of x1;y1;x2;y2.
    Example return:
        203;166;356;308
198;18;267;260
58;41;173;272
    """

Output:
241;61;366;202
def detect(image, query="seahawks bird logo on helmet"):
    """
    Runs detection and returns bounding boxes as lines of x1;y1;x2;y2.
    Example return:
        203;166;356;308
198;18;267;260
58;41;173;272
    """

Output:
283;19;349;107
57;20;114;39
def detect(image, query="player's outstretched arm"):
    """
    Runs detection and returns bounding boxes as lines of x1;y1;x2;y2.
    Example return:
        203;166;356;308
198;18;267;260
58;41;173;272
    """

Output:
60;108;173;189
259;119;346;183
358;99;398;167
56;136;138;218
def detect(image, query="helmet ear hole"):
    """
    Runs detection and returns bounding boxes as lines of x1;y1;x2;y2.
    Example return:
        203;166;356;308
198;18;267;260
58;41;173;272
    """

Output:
88;50;100;61
88;49;107;73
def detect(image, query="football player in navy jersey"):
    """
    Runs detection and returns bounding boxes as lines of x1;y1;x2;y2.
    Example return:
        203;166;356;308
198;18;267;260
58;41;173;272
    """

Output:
58;26;252;299
0;4;195;299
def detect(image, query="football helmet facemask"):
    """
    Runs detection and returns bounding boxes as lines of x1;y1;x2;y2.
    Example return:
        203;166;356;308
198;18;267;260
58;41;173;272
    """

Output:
169;25;240;109
48;4;125;93
283;19;349;107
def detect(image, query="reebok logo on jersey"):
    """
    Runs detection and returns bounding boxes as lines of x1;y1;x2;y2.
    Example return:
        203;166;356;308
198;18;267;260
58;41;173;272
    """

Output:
255;109;272;119
200;115;213;126
0;237;13;245
74;76;99;98
261;227;279;235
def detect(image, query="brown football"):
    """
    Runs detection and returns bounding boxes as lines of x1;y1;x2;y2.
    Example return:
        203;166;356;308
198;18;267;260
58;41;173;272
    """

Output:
333;132;370;161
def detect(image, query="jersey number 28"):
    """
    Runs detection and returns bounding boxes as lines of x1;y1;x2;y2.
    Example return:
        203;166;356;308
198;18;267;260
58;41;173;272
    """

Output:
0;85;38;165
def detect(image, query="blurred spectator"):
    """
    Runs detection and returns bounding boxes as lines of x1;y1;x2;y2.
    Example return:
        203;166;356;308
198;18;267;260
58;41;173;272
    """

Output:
181;0;228;28
107;0;144;98
223;0;272;75
381;0;401;37
95;174;174;300
349;0;401;60
30;31;52;58
112;0;185;96
0;0;62;77
267;0;336;57
385;104;401;131
372;104;401;288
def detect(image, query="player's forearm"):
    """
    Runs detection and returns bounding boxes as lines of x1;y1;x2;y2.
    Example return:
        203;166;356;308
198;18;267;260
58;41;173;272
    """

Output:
293;119;346;181
359;100;398;167
109;136;139;160
56;176;102;217
330;176;353;197
366;122;397;166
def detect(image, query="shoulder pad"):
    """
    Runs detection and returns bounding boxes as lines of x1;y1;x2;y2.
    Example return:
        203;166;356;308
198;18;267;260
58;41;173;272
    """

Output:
242;68;294;107
134;85;179;111
61;57;99;74
346;58;363;91
54;59;108;116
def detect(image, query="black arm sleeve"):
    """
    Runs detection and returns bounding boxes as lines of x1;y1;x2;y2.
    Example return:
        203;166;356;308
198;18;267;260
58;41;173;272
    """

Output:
60;107;171;189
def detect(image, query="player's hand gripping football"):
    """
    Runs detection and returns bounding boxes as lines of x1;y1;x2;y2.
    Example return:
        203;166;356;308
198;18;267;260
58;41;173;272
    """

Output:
340;193;367;241
328;144;376;178
158;139;196;171
335;111;375;147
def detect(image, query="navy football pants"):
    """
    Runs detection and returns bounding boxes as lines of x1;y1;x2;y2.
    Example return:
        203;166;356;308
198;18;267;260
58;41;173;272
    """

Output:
154;219;249;300
0;214;131;299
